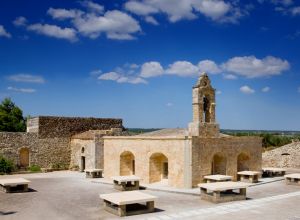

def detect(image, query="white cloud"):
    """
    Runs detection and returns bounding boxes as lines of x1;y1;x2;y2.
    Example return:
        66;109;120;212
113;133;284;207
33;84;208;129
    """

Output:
145;16;159;25
47;8;83;20
216;90;222;95
98;71;147;84
90;69;102;76
262;86;270;92
73;10;141;40
98;72;120;81
13;16;27;26
198;60;221;74
0;25;11;38
8;74;45;83
223;74;237;80
291;6;300;15
166;61;199;77
80;1;104;13
125;1;159;16
27;23;77;42
140;61;164;78
240;85;255;94
7;86;36;93
221;56;290;78
125;0;246;23
166;102;173;107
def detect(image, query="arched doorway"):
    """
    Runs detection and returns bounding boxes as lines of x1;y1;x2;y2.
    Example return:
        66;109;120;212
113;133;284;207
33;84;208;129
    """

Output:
237;153;250;171
211;153;227;175
19;148;29;167
149;153;168;183
120;151;135;176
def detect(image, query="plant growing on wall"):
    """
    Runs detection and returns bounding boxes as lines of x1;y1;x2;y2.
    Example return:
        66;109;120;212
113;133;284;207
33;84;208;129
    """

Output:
0;98;26;132
0;155;15;174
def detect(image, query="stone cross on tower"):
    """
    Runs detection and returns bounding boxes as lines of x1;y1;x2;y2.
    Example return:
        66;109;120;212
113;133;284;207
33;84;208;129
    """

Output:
188;73;220;137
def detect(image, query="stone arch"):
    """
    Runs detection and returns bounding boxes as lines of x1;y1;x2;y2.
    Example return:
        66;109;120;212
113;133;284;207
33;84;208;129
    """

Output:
120;151;135;176
149;153;168;183
211;153;227;175
237;152;250;171
19;147;29;167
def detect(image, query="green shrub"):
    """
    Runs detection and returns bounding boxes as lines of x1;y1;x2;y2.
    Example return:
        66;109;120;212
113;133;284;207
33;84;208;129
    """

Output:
0;155;15;174
28;164;41;172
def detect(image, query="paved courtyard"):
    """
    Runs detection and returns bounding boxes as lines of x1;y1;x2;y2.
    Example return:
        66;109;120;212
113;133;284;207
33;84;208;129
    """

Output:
1;171;300;220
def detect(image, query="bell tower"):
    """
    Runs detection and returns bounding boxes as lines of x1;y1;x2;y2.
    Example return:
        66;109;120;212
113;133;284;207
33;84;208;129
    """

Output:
188;73;220;137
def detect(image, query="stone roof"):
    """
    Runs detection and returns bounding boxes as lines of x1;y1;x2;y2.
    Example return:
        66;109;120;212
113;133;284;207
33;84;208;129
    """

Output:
135;128;230;138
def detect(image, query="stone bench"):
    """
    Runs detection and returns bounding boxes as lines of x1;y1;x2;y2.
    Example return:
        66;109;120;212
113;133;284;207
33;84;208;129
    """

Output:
85;169;103;178
237;171;261;183
112;175;141;191
203;175;232;183
262;167;286;177
100;191;157;217
198;181;251;203
284;173;300;186
0;178;31;193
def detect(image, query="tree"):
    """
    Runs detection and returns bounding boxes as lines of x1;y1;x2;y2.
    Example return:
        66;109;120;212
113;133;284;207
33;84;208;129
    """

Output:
0;98;26;132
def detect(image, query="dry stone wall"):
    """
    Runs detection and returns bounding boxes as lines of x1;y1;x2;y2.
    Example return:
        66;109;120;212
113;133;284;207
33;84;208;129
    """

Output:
0;132;70;168
262;142;300;168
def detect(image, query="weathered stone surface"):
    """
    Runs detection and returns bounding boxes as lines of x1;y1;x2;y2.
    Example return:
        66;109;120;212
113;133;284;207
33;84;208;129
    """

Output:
262;141;300;168
0;132;70;168
27;116;123;138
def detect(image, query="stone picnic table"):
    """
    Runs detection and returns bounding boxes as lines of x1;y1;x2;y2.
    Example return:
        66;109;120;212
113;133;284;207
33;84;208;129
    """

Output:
237;171;261;183
198;181;251;203
284;173;300;186
0;178;31;193
85;169;103;178
100;191;157;217
203;174;232;183
112;175;141;191
262;167;286;177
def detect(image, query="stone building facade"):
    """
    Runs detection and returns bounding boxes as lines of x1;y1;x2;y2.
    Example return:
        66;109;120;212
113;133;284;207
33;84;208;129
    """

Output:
103;73;262;188
0;116;123;169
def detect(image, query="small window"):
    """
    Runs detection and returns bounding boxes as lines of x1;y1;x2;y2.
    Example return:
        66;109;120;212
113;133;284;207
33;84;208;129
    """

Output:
81;147;85;154
281;153;290;156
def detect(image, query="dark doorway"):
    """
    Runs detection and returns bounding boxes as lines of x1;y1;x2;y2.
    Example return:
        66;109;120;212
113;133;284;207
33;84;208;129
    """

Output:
81;156;85;172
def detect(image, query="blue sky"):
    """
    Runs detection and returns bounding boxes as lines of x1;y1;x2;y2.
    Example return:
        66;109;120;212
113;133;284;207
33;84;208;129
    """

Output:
0;0;300;130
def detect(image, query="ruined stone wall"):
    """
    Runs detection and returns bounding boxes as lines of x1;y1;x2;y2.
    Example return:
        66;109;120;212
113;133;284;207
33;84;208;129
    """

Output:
0;132;70;168
103;137;188;188
28;116;123;138
262;142;300;168
191;136;262;186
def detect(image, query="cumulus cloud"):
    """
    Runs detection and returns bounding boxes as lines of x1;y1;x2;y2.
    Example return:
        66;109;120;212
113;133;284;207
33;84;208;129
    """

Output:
291;6;300;15
73;10;141;40
140;61;164;78
221;56;290;78
166;61;199;77
0;25;11;38
262;86;270;92
7;86;36;93
198;60;221;74
98;71;147;84
47;8;83;20
145;16;159;25
13;16;27;26
8;74;45;83
80;1;104;13
125;0;247;23
27;23;78;42
223;74;237;80
240;85;255;94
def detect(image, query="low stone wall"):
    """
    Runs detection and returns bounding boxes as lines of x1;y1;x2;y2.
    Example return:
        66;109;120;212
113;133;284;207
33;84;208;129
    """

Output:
28;116;123;138
0;132;70;168
262;142;300;168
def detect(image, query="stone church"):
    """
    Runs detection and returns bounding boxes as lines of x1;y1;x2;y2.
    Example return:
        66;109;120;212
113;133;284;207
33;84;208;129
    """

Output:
102;73;262;188
0;73;262;189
